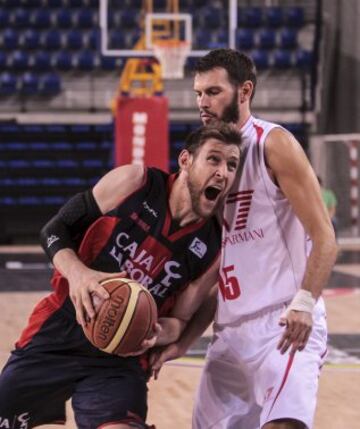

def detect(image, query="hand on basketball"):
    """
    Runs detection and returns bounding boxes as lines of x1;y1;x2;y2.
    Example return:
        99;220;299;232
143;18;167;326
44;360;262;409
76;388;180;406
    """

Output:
67;268;127;327
119;323;162;357
278;310;313;355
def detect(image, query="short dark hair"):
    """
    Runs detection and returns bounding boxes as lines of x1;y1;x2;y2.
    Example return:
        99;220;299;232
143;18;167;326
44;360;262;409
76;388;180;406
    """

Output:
184;122;242;155
194;48;257;99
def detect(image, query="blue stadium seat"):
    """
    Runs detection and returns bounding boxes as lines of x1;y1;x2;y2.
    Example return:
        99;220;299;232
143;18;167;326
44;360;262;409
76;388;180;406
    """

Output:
251;50;269;69
52;142;72;150
54;51;73;71
216;29;228;46
2;29;19;50
40;73;62;95
110;30;126;49
0;52;7;70
20;72;39;95
42;196;66;205
76;142;97;150
195;29;214;49
0;9;10;27
71;124;91;133
88;29;100;49
13;8;31;27
0;72;17;96
11;51;29;71
203;8;223;29
29;142;49;150
265;7;283;28
295;49;313;69
76;50;95;71
31;9;51;28
274;50;292;68
236;29;255;50
42;30;62;50
285;7;304;27
238;7;262;28
82;159;103;168
120;10;139;29
258;29;276;49
88;0;99;7
32;159;54;168
75;9;95;28
9;160;31;168
65;30;84;50
279;28;297;49
33;51;52;71
56;159;78;168
23;29;40;50
56;9;73;29
100;55;117;71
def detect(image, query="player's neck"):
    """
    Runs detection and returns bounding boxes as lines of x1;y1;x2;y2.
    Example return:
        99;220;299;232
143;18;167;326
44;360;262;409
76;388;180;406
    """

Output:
238;107;252;129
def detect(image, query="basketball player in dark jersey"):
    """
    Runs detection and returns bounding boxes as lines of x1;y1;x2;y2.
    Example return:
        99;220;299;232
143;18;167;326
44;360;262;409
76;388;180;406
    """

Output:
0;123;241;429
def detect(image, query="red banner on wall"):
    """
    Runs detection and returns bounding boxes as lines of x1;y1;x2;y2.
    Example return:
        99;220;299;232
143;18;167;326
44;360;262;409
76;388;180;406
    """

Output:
115;96;169;171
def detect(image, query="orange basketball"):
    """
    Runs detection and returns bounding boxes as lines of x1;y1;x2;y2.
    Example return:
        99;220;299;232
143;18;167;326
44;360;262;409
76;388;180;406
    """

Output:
83;277;158;356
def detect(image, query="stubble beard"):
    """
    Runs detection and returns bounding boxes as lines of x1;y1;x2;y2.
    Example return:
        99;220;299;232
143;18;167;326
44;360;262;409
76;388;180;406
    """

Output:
220;91;240;124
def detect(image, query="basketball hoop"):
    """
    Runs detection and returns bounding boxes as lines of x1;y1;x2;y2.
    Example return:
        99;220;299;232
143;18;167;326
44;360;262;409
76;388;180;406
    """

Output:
153;40;190;79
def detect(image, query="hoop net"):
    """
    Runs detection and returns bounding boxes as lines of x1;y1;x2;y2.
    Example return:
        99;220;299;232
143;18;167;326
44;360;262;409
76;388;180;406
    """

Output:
153;40;190;79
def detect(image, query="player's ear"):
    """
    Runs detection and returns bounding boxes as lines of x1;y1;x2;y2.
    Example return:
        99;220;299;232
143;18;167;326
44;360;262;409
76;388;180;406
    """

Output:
178;149;192;170
240;80;253;103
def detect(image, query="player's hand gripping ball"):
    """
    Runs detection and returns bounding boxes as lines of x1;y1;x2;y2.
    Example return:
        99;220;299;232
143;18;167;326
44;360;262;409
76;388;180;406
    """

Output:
83;278;158;356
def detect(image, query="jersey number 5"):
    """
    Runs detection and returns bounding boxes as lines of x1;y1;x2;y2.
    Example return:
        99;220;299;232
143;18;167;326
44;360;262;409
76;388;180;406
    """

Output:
219;265;241;300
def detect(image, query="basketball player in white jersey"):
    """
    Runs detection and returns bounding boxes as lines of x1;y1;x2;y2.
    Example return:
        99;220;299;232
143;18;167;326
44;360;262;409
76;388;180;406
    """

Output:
150;49;337;429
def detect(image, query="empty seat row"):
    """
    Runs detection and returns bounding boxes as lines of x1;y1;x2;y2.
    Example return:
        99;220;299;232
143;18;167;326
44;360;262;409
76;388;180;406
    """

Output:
1;0;99;8
195;27;299;50
238;6;304;28
0;177;99;186
0;28;141;51
0;141;112;150
0;72;61;96
0;159;110;168
186;49;313;71
0;50;124;72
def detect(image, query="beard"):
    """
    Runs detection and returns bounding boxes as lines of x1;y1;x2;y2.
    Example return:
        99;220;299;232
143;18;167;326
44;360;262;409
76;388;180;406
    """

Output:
221;91;240;123
187;176;205;218
187;172;220;219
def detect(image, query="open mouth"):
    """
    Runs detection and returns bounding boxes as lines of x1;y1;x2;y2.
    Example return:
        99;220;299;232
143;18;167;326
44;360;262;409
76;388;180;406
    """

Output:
204;186;222;201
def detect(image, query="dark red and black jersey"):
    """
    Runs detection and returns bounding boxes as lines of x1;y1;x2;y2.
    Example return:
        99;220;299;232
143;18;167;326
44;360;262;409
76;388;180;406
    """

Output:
16;168;221;350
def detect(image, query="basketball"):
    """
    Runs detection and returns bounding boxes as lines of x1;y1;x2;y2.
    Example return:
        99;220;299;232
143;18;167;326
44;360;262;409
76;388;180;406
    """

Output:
83;277;158;356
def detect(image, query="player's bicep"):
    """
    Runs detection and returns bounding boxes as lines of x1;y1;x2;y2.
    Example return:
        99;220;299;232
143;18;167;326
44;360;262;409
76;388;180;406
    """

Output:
93;164;145;213
171;255;220;322
266;129;331;237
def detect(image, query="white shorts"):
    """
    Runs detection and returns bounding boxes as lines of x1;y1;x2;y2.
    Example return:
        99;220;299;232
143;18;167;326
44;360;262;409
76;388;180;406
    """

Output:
193;299;327;429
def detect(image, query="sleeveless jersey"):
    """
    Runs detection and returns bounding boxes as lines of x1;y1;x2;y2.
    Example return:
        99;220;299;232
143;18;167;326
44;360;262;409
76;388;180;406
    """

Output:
217;116;308;324
17;167;221;349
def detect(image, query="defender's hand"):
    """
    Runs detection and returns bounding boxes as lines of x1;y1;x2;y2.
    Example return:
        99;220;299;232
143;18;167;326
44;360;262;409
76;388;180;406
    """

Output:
278;310;312;355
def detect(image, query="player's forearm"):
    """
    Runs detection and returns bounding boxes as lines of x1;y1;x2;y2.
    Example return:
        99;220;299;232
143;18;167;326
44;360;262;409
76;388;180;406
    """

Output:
156;317;186;346
174;290;217;354
302;228;338;299
52;248;89;282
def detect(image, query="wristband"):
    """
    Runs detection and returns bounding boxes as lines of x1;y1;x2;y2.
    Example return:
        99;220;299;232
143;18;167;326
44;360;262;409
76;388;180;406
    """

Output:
285;289;316;315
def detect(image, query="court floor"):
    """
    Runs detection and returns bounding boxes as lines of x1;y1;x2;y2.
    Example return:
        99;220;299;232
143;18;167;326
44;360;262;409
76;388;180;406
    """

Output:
0;241;359;429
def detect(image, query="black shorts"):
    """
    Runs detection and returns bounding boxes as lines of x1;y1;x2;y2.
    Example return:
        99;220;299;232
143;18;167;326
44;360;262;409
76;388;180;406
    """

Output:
0;305;150;429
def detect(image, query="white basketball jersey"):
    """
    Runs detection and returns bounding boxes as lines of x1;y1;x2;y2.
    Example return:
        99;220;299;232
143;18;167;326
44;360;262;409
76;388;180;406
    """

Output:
217;116;309;324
